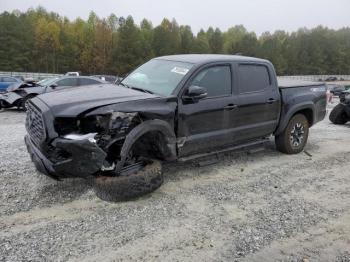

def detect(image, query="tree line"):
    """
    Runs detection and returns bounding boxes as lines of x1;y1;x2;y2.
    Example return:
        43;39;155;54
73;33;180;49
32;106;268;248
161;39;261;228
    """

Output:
0;7;349;76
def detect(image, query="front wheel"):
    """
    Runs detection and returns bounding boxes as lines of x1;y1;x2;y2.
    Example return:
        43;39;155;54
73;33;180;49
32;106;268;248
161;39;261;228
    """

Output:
275;114;309;154
92;160;163;202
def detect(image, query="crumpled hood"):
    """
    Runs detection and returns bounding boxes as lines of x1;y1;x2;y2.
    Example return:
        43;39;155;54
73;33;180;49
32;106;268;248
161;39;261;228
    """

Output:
6;82;37;92
37;84;159;117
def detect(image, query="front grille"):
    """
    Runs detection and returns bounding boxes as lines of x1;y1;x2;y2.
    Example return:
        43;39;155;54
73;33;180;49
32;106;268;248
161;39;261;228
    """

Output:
26;102;45;145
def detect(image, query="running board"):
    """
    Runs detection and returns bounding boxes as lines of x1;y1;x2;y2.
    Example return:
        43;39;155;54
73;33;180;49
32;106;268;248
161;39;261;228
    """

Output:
178;138;270;163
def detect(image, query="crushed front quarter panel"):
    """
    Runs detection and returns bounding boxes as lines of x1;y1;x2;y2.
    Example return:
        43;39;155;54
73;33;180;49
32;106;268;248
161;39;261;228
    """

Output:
52;138;107;177
1;92;22;105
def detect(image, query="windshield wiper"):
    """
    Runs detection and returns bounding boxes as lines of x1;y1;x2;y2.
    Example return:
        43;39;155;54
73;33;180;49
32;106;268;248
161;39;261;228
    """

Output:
119;82;154;94
129;86;154;94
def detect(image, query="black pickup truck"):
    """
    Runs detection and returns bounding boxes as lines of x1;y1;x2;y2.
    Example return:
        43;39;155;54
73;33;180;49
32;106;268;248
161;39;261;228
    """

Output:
24;55;327;201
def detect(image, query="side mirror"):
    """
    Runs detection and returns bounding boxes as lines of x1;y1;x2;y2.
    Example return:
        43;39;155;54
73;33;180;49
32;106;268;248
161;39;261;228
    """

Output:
183;86;207;101
50;83;58;89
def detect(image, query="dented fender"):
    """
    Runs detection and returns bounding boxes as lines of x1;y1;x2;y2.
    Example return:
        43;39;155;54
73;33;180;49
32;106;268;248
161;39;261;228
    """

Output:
114;119;177;173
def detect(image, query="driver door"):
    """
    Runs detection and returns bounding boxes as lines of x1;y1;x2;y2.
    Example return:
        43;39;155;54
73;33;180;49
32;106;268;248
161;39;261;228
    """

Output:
177;64;236;157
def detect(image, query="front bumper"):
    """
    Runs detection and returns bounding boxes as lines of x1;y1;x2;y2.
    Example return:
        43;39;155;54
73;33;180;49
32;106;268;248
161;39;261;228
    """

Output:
25;135;107;179
25;135;59;179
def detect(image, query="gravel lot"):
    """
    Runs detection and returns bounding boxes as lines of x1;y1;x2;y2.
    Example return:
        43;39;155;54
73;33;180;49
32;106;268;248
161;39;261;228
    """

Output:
0;102;349;262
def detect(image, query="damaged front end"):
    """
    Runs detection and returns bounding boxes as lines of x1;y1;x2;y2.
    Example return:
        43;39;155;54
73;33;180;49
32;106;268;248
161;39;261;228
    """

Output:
48;112;143;178
25;97;177;180
0;82;38;108
0;91;23;108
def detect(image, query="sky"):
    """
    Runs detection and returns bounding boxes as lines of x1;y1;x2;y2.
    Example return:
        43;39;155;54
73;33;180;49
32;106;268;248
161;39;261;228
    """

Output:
1;0;349;35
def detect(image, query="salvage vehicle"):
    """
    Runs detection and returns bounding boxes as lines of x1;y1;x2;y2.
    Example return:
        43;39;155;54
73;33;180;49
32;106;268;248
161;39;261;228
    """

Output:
329;90;350;124
0;76;106;110
0;76;22;93
24;55;327;201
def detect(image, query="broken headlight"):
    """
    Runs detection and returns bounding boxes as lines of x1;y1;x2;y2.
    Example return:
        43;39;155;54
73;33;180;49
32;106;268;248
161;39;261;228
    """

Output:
55;112;140;138
54;117;79;136
79;112;139;134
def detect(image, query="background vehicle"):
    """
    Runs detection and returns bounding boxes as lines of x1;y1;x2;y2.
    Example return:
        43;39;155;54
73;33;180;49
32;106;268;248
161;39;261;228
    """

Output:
325;76;338;82
65;72;80;76
329;90;350;124
0;76;106;110
24;55;327;201
0;76;22;93
92;75;119;83
327;84;346;96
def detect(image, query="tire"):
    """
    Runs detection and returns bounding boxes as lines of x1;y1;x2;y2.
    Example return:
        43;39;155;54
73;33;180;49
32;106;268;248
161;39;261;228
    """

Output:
275;114;309;154
21;95;36;111
92;160;163;202
329;104;349;125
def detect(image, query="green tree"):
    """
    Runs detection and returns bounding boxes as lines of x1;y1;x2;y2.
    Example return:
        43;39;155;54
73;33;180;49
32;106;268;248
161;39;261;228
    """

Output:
179;25;194;54
153;18;181;56
208;27;223;53
191;30;210;53
1;8;350;75
113;16;143;75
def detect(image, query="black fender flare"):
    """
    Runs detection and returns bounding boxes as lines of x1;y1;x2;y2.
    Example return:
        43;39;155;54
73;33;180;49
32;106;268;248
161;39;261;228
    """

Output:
114;119;177;173
275;102;315;136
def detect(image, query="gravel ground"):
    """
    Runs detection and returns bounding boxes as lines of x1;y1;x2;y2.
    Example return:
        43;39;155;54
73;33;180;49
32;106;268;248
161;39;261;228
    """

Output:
0;101;350;262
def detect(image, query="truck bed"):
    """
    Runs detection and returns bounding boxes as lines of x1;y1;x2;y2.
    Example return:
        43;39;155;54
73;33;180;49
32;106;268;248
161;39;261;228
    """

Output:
275;79;327;136
278;78;322;88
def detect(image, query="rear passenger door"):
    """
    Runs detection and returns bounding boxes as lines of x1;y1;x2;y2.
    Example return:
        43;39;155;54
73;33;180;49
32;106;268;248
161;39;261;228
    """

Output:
233;63;280;142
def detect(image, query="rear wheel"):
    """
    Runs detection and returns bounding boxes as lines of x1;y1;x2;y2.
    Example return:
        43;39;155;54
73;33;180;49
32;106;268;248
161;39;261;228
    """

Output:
329;104;349;125
275;114;309;154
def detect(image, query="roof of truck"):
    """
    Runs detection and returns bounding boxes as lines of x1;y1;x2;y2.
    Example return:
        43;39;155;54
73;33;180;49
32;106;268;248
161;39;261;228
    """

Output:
156;54;269;64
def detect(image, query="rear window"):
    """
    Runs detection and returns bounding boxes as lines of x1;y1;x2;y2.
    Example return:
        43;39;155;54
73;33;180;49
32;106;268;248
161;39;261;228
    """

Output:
238;64;270;94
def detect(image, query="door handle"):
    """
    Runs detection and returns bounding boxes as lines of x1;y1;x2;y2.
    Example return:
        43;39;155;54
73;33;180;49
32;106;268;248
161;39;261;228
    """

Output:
267;98;277;104
224;104;238;110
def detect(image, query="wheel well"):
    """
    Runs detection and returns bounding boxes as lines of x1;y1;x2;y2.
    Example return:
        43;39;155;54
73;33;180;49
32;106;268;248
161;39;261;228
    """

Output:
294;108;313;126
132;131;171;160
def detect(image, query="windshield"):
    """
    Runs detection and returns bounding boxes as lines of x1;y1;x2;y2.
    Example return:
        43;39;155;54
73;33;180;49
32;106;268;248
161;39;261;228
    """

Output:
121;59;193;96
37;77;59;86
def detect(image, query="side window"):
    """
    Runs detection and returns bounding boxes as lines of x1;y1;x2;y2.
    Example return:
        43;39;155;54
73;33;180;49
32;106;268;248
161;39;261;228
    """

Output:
3;77;17;82
79;78;100;86
56;78;78;87
190;65;231;97
238;64;270;94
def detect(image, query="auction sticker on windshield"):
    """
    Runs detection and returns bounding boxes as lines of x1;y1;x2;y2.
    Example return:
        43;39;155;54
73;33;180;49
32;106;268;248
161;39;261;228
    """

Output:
171;67;189;75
